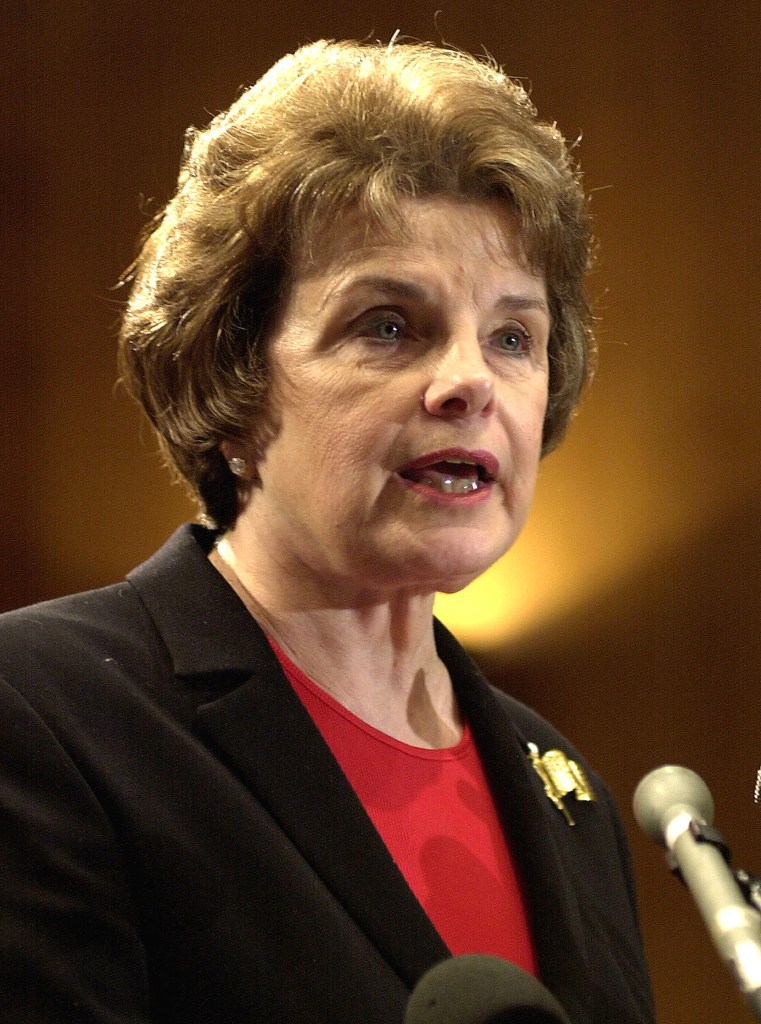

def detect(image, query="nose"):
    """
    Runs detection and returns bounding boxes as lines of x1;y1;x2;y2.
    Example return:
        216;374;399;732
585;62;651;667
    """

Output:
422;335;495;419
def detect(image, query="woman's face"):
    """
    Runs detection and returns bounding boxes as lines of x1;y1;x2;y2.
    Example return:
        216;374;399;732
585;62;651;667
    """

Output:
234;195;551;602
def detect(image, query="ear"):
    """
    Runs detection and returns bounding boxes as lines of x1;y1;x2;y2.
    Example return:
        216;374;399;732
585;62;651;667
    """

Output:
220;440;250;480
220;440;251;464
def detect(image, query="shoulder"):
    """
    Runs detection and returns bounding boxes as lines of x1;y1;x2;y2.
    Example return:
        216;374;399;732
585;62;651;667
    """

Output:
0;523;270;731
0;579;176;740
0;528;207;720
487;682;579;752
0;523;216;689
0;581;158;676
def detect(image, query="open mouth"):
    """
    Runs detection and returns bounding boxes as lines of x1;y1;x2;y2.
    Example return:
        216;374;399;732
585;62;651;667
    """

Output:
398;451;498;497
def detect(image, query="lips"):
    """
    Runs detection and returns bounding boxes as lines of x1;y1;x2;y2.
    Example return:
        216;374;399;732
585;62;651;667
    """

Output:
397;448;499;498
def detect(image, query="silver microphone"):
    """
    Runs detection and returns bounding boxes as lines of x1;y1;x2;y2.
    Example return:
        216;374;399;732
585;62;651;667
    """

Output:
634;765;761;1021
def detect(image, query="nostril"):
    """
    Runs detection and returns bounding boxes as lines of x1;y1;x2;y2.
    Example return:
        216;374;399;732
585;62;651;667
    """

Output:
438;395;469;414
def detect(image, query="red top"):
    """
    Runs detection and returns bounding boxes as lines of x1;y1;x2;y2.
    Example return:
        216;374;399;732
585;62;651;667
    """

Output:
270;640;538;976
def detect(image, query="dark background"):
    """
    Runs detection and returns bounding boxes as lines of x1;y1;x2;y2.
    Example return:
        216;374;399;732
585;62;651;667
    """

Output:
4;2;760;1020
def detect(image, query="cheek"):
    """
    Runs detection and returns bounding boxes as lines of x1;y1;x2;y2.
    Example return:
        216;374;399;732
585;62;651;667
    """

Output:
281;384;395;486
525;382;550;445
504;386;548;454
305;374;400;445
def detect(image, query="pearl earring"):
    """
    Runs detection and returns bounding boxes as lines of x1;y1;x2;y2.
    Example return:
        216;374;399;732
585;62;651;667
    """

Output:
228;457;247;477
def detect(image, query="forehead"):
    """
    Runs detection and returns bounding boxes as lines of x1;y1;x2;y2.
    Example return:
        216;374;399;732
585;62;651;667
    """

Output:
294;195;538;290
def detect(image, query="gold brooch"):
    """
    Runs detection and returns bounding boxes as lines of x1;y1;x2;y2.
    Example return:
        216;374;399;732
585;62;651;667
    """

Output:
527;743;596;825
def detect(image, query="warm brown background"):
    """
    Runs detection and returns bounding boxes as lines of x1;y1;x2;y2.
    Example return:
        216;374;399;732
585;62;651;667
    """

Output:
4;2;760;1021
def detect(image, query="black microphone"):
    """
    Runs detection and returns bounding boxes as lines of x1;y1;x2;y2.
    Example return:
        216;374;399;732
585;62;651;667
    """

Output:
404;954;570;1024
634;765;761;1020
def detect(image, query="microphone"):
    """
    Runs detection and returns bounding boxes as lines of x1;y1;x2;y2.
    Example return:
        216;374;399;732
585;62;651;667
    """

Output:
633;765;761;1020
404;954;570;1024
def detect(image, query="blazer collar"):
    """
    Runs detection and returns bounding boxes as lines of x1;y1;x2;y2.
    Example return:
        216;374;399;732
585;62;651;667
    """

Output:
128;525;590;1010
127;523;264;677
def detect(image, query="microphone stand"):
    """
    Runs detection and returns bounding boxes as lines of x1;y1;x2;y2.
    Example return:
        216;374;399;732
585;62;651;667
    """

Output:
665;819;761;1021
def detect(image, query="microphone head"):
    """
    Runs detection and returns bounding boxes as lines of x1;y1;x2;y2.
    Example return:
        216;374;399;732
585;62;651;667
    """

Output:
632;765;714;846
404;954;570;1024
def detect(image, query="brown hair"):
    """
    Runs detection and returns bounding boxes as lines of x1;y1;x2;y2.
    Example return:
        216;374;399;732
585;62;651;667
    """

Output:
119;38;594;529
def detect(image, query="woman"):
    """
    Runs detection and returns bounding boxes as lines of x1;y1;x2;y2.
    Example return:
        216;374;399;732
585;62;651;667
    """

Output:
0;40;654;1023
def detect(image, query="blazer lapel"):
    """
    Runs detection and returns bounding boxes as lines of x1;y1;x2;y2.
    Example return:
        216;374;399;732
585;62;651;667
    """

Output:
128;525;450;991
193;656;451;988
436;621;593;1023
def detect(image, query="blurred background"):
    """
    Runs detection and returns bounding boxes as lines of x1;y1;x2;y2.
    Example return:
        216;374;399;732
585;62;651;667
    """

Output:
3;1;759;1019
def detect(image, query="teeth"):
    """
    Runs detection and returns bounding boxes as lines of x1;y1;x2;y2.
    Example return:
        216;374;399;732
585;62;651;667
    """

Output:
420;473;479;495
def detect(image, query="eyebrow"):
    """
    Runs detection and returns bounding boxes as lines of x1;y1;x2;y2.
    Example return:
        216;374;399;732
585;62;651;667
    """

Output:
324;275;551;319
494;294;550;314
321;276;428;311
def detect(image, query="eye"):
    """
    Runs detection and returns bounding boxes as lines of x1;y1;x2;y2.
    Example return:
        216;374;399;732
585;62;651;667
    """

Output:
358;312;407;345
494;323;532;355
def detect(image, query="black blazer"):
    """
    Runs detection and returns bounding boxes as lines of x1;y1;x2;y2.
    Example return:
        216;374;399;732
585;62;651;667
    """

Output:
0;525;654;1024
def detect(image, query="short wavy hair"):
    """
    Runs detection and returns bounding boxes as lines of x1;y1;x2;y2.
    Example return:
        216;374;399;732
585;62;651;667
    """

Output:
119;38;594;529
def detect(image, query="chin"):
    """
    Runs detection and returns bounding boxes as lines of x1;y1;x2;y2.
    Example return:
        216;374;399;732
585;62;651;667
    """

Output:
410;540;509;595
432;572;485;596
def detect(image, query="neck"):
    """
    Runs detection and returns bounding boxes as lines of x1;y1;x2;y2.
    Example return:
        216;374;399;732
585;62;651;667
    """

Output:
209;535;462;749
